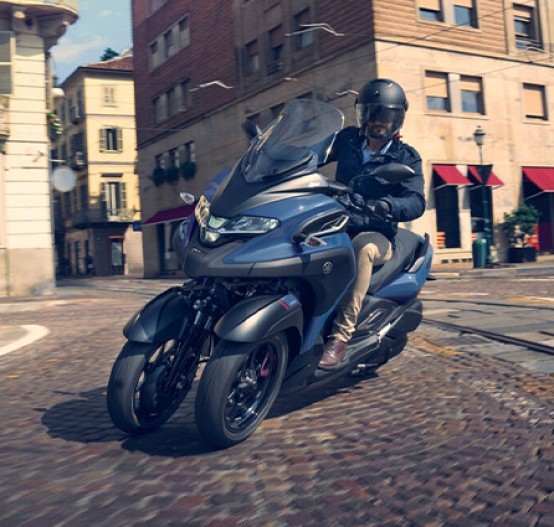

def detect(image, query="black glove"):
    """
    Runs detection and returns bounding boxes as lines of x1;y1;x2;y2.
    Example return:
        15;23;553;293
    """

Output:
365;199;392;221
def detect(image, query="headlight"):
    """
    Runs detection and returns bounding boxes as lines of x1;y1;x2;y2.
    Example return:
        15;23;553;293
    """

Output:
199;212;280;244
219;216;279;234
195;195;210;228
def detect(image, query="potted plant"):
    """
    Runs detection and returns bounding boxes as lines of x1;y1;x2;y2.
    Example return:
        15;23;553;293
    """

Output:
502;204;540;263
180;160;197;180
151;167;166;187
165;165;180;184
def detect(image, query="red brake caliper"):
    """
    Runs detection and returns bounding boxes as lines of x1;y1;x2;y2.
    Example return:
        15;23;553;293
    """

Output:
259;352;271;378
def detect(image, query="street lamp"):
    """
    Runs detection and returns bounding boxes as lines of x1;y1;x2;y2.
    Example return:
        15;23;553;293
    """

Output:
473;125;493;267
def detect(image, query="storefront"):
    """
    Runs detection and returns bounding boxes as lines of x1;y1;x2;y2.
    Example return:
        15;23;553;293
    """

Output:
522;167;554;252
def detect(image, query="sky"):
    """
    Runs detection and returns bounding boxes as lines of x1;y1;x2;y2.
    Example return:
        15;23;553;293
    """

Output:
50;0;133;83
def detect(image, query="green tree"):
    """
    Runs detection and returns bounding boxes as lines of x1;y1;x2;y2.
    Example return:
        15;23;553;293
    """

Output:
100;48;119;61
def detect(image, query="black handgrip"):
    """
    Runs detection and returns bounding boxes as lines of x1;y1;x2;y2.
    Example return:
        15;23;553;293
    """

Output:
327;180;351;194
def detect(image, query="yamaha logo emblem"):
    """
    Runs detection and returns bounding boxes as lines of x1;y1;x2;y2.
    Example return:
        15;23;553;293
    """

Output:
322;261;333;275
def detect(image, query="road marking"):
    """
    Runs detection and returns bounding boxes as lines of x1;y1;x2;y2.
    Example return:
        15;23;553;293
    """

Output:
0;325;50;357
424;309;458;315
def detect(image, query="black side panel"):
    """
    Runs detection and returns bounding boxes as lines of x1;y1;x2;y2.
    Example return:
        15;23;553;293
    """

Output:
183;231;253;278
250;245;355;316
214;294;303;343
123;288;191;344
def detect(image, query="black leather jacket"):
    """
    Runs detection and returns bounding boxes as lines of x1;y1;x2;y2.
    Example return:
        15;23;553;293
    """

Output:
327;126;426;240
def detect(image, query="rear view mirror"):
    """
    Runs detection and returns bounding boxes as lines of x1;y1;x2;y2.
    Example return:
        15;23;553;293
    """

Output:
241;120;261;140
369;163;416;184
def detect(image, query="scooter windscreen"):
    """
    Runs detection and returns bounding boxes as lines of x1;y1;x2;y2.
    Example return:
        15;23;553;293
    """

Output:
241;99;344;183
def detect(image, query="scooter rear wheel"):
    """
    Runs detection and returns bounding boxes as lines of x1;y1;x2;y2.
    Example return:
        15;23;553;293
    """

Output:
195;333;288;448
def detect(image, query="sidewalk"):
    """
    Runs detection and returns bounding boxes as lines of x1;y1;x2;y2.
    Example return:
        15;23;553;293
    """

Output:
431;252;554;278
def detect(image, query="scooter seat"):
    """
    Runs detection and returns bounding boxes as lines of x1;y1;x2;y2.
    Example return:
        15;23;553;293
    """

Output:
368;229;422;294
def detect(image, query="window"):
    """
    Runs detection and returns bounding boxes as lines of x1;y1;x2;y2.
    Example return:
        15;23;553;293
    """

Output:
169;148;179;167
155;154;165;169
100;127;123;152
246;40;260;75
523;83;547;120
177;79;191;111
454;0;477;27
153;94;168;123
425;71;451;111
148;0;168;16
0;31;13;95
293;9;313;50
80;184;88;211
179;15;190;48
513;3;541;48
149;40;160;70
76;89;84;117
419;0;443;21
167;87;177;117
101;180;127;216
164;29;175;58
103;85;116;106
460;76;484;114
268;25;284;73
183;141;195;162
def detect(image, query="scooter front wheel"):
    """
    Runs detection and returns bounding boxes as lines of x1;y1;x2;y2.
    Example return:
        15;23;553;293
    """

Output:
195;333;288;448
107;339;192;433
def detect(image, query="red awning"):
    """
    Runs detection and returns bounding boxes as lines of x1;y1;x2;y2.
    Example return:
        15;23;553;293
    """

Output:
433;165;471;187
523;167;554;192
143;205;195;225
467;166;504;187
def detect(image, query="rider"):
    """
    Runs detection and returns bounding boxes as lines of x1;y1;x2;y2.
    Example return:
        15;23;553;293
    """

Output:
319;78;426;370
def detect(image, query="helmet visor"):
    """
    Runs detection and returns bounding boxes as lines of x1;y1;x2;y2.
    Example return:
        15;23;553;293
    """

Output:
356;103;405;140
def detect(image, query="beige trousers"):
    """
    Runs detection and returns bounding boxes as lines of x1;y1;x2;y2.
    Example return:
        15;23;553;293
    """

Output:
331;231;393;343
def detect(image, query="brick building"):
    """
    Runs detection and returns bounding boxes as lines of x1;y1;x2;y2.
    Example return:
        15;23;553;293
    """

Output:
132;0;553;276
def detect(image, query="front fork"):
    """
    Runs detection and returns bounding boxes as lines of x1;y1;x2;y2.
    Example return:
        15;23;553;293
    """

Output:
162;287;219;393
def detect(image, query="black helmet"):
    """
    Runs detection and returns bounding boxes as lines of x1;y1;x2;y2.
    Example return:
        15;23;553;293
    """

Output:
355;79;408;141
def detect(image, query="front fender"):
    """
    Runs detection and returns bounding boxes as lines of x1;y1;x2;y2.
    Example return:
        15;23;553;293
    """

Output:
214;294;303;343
123;287;191;344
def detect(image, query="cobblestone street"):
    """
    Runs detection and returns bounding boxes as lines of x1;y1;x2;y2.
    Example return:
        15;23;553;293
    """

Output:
0;277;553;526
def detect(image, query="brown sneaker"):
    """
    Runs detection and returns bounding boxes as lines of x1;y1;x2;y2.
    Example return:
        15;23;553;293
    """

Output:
318;339;348;370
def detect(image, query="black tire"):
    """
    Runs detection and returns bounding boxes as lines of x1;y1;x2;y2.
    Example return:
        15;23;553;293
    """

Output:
195;333;288;448
107;339;191;434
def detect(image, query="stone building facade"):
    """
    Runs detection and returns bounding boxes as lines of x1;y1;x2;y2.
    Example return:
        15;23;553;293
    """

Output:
51;52;143;278
0;0;77;296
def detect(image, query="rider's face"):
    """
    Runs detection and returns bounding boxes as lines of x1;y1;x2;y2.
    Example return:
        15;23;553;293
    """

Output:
365;119;392;141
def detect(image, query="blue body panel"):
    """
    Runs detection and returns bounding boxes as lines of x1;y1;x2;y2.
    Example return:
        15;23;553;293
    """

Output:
222;194;349;265
374;245;434;302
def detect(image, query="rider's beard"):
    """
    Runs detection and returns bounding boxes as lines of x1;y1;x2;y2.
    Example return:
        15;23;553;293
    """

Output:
365;122;392;140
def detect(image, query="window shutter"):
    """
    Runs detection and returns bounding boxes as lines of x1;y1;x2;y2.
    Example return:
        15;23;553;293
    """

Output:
99;129;106;151
117;128;123;151
121;183;127;210
523;84;545;117
513;4;532;20
460;76;481;92
420;0;441;10
425;72;449;98
269;25;284;47
101;182;107;204
0;32;13;95
454;0;473;8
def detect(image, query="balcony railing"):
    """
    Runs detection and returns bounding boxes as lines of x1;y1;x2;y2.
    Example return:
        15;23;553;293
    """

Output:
71;208;135;227
5;0;78;10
